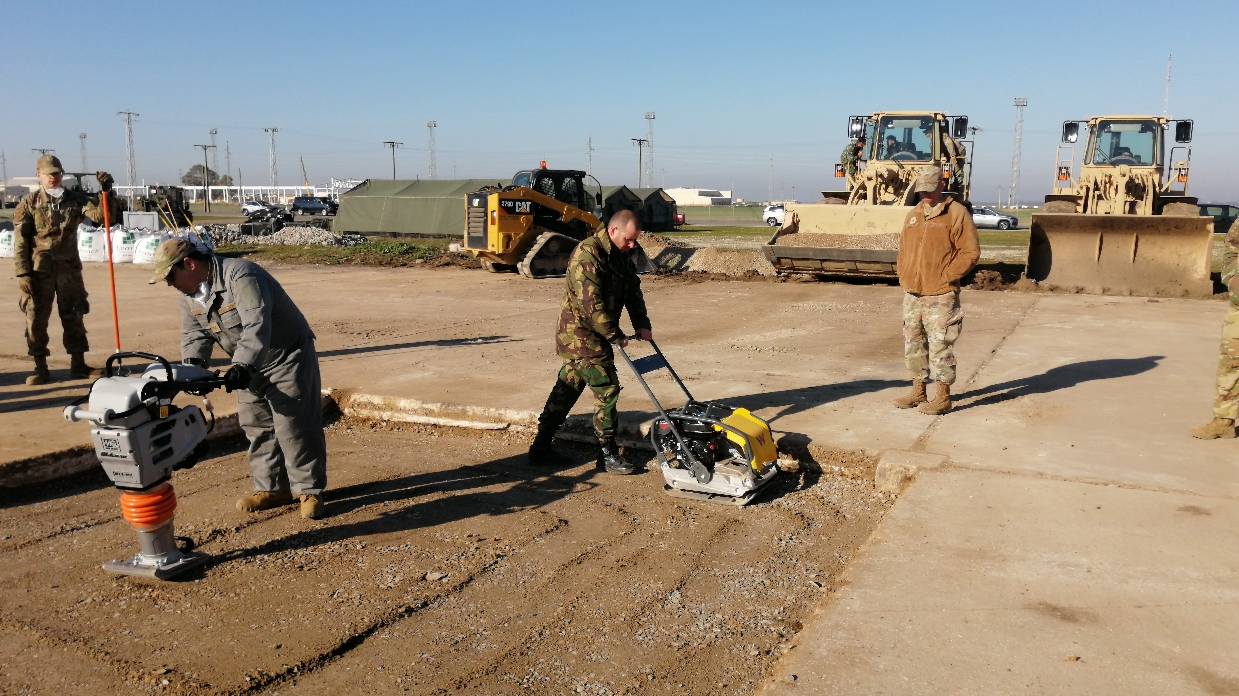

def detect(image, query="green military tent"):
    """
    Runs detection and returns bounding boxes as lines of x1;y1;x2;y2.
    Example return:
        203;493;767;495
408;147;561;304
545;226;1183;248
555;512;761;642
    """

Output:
599;186;642;223
334;179;506;236
630;187;678;231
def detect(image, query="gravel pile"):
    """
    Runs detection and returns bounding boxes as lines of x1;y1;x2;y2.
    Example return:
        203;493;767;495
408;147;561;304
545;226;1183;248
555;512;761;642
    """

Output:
641;236;776;277
197;224;366;248
774;232;901;251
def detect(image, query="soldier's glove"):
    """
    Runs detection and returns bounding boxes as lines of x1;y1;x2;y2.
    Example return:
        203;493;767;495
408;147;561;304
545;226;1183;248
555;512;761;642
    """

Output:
96;171;115;192
223;363;254;393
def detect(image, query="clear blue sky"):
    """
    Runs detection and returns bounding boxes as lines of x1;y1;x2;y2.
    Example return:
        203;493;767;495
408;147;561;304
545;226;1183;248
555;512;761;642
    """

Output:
5;0;1237;203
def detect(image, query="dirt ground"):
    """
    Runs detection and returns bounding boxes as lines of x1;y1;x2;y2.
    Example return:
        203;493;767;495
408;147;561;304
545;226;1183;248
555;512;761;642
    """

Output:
0;420;888;696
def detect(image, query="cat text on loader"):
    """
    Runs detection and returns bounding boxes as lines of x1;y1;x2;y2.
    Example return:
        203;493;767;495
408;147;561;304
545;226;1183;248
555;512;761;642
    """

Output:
463;163;604;279
1027;115;1213;296
763;111;972;278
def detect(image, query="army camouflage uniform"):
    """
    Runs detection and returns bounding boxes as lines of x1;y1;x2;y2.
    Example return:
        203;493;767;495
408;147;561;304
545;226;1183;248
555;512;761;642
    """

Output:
902;290;964;384
942;135;968;195
13;188;118;358
1208;228;1239;420
840;141;863;190
534;230;651;445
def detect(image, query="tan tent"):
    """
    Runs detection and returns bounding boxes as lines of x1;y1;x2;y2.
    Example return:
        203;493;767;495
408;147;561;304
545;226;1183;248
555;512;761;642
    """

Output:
334;179;505;235
631;187;678;231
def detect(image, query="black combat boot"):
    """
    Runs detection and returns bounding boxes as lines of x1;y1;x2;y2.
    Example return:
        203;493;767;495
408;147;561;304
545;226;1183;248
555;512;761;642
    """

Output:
69;352;101;379
597;439;637;475
527;431;575;468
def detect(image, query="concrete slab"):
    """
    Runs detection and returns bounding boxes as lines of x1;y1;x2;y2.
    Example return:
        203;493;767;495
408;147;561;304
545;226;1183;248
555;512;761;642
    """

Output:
929;294;1239;498
874;450;948;493
763;467;1239;695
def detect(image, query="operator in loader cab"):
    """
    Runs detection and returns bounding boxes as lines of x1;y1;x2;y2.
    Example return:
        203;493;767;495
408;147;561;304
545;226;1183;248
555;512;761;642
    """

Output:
149;239;328;520
529;209;653;475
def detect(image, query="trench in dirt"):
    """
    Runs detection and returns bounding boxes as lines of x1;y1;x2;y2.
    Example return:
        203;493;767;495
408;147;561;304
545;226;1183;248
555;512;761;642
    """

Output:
0;418;890;696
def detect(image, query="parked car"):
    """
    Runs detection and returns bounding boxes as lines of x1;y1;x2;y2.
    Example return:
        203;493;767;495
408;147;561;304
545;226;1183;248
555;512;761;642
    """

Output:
1200;203;1239;236
972;206;1019;230
762;204;786;227
241;200;270;215
290;196;338;216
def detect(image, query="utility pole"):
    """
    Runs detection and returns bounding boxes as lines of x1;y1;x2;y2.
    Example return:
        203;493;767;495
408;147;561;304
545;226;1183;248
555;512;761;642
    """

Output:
118;111;139;202
264;127;279;192
79;132;88;171
194;144;216;212
631;138;648;187
1008;98;1028;208
1163;52;1174;117
643;112;655;189
209;128;219;183
426;121;438;179
768;156;774;202
586;136;594;176
0;150;8;207
31;147;54;156
383;140;403;179
224;140;232;203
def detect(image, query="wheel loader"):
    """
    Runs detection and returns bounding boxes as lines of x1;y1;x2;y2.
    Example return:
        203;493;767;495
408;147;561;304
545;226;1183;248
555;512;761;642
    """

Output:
1026;115;1213;296
762;111;972;278
463;163;604;278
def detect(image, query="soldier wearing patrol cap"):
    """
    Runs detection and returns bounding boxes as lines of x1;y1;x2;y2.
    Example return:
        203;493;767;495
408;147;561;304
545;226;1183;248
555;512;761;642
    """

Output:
892;166;979;415
12;154;119;384
528;209;653;475
150;239;328;519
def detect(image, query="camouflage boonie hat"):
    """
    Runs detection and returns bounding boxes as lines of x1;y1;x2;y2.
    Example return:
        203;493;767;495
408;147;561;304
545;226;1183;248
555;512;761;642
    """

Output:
913;166;944;193
36;154;64;174
148;239;194;284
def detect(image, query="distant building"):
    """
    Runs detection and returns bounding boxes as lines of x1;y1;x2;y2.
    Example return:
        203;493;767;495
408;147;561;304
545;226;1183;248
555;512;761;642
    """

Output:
663;187;733;206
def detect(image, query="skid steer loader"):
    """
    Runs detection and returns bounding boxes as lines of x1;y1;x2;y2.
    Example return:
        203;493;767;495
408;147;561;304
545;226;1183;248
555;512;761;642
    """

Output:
1026;115;1213;296
762;111;973;278
463;163;604;279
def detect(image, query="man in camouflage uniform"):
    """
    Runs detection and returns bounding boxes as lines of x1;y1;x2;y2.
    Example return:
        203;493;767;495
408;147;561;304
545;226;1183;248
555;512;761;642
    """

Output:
13;155;119;385
839;136;866;190
1191;225;1239;439
529;209;653;475
892;166;979;415
942;133;969;195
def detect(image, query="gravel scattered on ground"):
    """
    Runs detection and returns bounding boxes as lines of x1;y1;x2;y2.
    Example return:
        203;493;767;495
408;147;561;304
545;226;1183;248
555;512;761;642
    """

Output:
197;224;367;248
774;232;901;251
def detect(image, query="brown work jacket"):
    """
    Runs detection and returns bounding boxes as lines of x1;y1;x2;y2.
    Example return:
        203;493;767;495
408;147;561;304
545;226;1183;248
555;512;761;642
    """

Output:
896;197;980;296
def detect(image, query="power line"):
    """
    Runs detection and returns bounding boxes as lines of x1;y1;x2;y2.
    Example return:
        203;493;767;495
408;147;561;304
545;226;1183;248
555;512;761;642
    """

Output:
383;140;403;179
193;143;216;212
31;147;55;155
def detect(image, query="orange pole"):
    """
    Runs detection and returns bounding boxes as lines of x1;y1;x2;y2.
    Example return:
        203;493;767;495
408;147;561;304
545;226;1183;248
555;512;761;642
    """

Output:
101;191;122;352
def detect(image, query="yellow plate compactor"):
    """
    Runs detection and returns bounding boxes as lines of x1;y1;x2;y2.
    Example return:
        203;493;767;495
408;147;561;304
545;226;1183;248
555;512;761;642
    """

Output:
618;341;780;506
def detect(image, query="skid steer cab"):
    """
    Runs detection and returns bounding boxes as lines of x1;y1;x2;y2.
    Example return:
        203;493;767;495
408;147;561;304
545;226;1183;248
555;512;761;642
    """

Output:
463;162;604;278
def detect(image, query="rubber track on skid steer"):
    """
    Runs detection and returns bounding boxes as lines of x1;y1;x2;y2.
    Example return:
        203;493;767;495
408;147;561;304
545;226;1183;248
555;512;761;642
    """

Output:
517;230;580;279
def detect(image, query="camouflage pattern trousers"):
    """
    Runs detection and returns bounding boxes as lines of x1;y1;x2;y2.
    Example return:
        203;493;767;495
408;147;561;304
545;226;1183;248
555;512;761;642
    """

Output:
20;261;90;357
535;357;622;443
1210;306;1239;419
902;290;964;385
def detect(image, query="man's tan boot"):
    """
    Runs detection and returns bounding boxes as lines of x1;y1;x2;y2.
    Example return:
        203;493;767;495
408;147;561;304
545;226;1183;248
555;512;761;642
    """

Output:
68;352;102;379
1190;417;1236;440
25;356;50;386
300;494;324;520
236;490;295;513
893;380;927;409
918;382;952;415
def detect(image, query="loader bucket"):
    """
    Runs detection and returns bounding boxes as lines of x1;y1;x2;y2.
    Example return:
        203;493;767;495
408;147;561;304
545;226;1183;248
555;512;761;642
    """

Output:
760;202;907;277
1027;213;1215;297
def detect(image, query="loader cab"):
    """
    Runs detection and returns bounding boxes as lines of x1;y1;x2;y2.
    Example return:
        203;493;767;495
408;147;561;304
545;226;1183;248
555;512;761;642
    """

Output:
874;115;936;162
1087;119;1161;167
511;168;596;211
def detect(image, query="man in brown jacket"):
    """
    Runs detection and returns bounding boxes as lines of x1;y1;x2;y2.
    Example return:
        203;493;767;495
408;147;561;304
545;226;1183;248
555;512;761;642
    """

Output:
892;166;980;414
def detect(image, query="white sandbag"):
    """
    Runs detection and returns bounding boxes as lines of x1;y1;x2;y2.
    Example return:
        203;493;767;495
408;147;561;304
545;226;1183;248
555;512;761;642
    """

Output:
0;229;14;258
77;224;110;262
132;232;168;264
109;227;137;263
